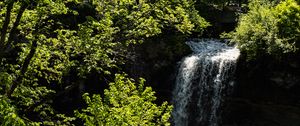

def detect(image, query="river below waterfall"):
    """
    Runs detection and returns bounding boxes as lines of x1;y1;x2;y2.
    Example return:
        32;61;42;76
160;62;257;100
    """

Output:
172;39;240;126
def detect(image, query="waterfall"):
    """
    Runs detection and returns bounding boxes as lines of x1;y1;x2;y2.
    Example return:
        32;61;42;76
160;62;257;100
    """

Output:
172;39;240;126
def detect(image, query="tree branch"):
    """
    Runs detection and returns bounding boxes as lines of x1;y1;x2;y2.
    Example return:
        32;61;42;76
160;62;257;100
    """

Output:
0;1;15;48
6;40;37;98
4;3;28;51
24;83;80;113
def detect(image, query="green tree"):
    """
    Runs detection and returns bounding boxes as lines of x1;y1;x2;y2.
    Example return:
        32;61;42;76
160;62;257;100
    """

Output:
0;0;208;125
76;74;172;126
0;0;78;124
275;0;300;49
224;0;299;59
0;97;26;126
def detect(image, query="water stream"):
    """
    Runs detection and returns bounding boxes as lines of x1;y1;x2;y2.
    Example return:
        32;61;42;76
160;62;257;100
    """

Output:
172;39;240;126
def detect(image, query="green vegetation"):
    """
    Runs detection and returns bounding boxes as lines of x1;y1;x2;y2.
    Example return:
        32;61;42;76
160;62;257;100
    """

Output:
224;0;300;59
0;97;26;126
0;0;208;125
75;74;172;126
0;0;299;125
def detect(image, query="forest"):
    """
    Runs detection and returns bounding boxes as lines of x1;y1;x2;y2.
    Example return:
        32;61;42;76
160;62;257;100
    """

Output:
0;0;299;125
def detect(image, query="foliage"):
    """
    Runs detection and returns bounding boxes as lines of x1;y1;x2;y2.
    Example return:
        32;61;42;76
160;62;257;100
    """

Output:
75;74;172;126
0;96;26;126
275;0;300;47
154;0;210;33
223;0;300;59
0;0;208;125
198;0;247;9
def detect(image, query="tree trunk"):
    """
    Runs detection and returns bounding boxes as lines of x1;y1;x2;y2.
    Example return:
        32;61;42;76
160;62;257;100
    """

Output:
6;40;37;98
4;3;28;51
0;1;15;48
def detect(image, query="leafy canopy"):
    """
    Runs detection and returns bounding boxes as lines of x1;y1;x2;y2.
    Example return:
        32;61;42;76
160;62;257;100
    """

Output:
75;74;173;126
224;0;300;59
0;0;208;125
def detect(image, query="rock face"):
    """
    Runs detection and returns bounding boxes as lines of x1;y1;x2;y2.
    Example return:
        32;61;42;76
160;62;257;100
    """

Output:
222;54;300;126
195;3;239;38
125;32;192;103
129;35;300;125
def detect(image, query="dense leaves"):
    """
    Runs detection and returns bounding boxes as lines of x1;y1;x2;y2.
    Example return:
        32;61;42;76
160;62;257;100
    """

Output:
0;0;208;125
76;74;172;126
224;0;300;59
0;97;26;126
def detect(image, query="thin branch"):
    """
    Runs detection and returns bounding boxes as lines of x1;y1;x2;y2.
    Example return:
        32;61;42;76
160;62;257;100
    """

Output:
24;83;80;113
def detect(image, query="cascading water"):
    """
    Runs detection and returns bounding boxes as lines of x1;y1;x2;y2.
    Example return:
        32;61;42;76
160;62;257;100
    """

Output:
172;39;240;126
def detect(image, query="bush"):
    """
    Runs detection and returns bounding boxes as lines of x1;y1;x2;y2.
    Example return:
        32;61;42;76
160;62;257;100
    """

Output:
75;74;172;126
0;97;26;126
224;0;300;59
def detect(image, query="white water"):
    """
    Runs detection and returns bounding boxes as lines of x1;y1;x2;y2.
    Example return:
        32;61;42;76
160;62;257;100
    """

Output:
172;39;240;126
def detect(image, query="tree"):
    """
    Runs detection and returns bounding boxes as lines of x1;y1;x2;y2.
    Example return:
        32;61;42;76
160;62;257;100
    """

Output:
224;0;299;59
0;0;78;124
75;74;172;126
0;97;26;126
0;0;208;124
275;0;300;49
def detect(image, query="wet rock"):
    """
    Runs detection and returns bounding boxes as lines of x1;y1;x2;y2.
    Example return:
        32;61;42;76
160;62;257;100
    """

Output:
222;53;300;126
